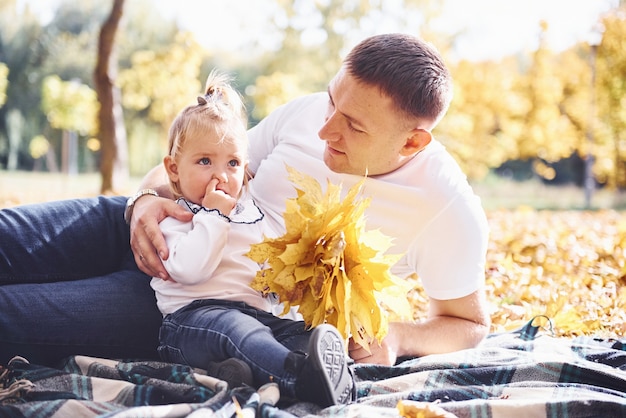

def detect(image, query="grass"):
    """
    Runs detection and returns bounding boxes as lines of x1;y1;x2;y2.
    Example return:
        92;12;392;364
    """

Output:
1;169;625;211
471;175;626;211
0;171;141;208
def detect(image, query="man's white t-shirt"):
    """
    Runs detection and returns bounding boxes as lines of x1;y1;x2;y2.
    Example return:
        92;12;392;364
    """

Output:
247;92;489;301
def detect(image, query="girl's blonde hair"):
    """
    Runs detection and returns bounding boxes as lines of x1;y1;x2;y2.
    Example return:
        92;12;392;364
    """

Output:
166;70;248;199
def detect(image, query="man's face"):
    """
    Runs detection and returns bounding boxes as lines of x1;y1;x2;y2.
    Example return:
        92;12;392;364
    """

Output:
318;67;414;176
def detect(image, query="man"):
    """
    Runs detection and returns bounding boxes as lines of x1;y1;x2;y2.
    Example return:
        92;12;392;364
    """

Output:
130;33;491;366
0;33;489;368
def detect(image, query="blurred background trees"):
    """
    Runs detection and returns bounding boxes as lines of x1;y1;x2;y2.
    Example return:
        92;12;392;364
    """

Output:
0;0;625;202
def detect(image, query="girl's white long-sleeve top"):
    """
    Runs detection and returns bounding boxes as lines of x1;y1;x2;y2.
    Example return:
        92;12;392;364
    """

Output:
150;195;272;316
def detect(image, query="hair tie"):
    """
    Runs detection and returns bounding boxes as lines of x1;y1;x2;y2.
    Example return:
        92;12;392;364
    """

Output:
197;88;224;106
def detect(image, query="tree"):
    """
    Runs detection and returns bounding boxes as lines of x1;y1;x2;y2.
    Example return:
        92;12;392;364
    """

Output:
118;32;204;175
94;0;127;194
438;57;525;179
0;0;46;170
251;0;445;119
596;8;626;189
0;63;7;108
41;75;98;174
521;23;579;167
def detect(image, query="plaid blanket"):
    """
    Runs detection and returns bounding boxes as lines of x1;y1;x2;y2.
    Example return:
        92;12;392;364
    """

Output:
2;318;626;418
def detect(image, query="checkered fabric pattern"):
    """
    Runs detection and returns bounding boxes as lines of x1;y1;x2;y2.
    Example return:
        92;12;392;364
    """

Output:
2;318;626;417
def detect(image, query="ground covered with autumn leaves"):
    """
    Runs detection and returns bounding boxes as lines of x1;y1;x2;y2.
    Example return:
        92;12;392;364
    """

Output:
409;208;626;338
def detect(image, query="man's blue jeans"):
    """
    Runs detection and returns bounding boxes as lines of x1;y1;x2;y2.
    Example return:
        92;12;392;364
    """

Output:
0;196;162;366
159;299;311;396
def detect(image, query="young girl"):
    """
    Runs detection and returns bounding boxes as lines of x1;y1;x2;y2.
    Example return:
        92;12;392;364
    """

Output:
151;71;355;408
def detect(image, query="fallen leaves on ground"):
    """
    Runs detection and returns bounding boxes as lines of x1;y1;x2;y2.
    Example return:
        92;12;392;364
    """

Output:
408;207;626;338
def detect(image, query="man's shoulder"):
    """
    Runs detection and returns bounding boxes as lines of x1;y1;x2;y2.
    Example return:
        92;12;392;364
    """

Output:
278;92;328;116
260;92;328;137
379;140;465;186
289;91;327;104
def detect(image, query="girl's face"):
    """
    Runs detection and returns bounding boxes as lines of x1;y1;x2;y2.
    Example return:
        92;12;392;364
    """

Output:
164;130;247;205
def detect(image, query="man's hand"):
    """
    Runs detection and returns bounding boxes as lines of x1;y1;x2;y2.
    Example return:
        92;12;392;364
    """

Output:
348;291;491;365
348;329;399;366
130;195;193;279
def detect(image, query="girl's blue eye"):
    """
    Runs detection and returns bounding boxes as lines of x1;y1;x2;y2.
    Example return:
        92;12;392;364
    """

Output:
199;157;210;165
229;159;240;167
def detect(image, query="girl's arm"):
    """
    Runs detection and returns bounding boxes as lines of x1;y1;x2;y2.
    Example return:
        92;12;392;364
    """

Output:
160;211;230;284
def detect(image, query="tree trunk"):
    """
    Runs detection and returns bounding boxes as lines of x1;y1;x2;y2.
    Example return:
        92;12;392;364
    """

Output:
94;0;128;194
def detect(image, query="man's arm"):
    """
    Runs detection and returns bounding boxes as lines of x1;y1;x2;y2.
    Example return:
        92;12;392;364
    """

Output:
128;164;193;279
348;289;491;365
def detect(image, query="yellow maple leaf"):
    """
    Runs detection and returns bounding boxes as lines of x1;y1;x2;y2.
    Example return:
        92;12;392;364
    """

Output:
397;400;459;418
246;165;413;350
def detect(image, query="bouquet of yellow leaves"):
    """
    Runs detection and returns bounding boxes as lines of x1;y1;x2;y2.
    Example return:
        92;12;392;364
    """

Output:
246;166;413;350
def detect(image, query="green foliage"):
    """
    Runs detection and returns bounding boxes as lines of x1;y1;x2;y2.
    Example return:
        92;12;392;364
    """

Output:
29;134;49;159
0;0;108;170
249;72;309;120
41;75;98;135
126;119;165;176
0;63;7;108
116;0;180;68
119;32;203;125
0;0;48;165
48;1;109;35
250;0;445;118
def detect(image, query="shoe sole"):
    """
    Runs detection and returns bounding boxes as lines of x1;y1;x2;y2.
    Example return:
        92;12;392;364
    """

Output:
207;358;254;389
308;324;355;405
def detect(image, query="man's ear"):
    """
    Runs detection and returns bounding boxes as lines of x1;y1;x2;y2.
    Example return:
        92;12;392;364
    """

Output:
163;155;179;182
244;162;253;182
400;128;432;156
